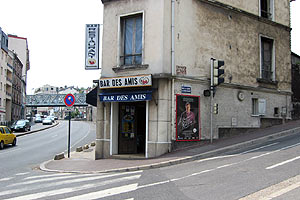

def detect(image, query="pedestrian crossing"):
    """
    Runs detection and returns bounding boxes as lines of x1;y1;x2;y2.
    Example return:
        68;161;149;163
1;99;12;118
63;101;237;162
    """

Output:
0;170;143;200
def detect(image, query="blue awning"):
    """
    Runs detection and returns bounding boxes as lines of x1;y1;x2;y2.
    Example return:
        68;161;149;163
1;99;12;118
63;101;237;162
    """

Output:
99;90;152;102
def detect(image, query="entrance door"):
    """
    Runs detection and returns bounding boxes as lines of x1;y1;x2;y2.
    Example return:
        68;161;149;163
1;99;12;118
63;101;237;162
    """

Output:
119;102;146;154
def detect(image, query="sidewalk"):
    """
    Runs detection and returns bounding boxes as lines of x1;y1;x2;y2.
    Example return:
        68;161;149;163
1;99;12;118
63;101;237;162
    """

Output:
40;119;300;174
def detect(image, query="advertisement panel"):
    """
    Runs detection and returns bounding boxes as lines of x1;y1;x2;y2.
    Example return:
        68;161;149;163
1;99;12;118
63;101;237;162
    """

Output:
85;24;100;70
176;94;200;141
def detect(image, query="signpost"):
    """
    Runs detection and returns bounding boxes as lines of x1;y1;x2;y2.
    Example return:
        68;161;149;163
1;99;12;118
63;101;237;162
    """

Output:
64;94;75;158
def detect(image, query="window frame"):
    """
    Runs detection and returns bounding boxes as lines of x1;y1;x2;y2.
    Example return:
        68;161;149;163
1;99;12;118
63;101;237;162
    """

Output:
118;11;144;67
259;0;274;21
259;35;276;82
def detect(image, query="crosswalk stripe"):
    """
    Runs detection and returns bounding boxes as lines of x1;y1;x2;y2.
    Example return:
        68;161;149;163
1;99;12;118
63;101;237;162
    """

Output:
24;173;72;180
15;172;30;176
8;170;142;187
0;177;13;181
3;175;141;200
59;183;139;200
1;171;142;197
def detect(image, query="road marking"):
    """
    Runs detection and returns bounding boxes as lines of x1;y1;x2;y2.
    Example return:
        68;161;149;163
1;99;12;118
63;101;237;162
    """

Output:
59;183;139;200
15;172;30;176
2;175;141;200
0;148;21;155
7;170;142;187
266;155;300;170
0;177;13;181
196;142;279;163
239;174;300;200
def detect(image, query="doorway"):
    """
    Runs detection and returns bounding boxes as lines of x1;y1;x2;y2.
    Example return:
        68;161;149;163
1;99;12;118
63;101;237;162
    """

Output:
118;101;146;154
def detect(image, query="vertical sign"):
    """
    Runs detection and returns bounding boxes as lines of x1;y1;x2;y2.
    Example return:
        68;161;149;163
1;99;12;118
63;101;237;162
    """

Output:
85;24;100;70
176;94;200;141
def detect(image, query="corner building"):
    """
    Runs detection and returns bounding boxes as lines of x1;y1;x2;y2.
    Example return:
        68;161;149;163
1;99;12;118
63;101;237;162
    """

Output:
96;0;292;159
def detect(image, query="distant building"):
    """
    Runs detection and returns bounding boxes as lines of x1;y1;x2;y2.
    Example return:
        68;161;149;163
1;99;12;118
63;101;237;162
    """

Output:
8;34;30;119
8;50;23;121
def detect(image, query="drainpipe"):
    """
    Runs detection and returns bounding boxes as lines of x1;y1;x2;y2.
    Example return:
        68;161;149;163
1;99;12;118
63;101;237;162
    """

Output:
171;0;175;152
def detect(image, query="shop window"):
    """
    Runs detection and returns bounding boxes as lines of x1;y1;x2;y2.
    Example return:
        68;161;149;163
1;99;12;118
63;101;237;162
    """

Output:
260;36;275;82
260;0;274;20
120;13;143;66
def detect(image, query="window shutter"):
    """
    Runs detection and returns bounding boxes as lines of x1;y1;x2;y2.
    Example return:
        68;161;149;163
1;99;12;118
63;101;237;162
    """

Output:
258;99;266;115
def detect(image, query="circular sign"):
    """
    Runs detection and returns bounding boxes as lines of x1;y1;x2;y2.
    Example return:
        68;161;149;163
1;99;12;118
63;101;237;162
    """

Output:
64;94;75;107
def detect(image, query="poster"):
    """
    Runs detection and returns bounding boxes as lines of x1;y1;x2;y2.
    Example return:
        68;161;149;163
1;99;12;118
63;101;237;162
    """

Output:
176;94;200;141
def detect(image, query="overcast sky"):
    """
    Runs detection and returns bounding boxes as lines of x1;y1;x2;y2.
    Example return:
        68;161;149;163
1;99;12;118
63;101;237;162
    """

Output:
0;0;299;95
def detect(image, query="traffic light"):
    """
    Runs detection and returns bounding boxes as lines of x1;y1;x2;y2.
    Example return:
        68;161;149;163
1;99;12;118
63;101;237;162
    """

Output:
213;60;225;86
213;103;219;114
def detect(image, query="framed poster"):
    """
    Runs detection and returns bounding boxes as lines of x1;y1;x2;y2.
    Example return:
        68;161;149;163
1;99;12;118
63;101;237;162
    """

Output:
176;94;200;141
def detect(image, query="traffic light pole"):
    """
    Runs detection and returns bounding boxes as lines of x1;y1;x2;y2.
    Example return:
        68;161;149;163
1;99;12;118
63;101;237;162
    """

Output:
210;58;214;143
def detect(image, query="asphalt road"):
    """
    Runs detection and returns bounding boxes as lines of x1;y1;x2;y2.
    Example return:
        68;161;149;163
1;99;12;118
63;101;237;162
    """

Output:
1;126;300;199
0;120;96;178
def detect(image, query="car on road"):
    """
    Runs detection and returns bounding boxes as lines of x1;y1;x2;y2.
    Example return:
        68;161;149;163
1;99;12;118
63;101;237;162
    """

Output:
34;116;42;123
10;119;31;132
0;126;16;149
42;116;53;125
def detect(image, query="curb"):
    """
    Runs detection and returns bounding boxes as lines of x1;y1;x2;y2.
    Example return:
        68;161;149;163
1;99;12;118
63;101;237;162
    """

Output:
15;122;59;137
39;126;300;174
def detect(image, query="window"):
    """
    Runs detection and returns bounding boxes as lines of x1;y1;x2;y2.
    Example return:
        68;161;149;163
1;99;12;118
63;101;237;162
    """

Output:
120;14;143;66
252;98;266;116
260;37;274;81
260;0;274;20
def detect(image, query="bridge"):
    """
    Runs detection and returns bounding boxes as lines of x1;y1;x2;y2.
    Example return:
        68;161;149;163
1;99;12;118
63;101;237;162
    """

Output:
26;93;88;107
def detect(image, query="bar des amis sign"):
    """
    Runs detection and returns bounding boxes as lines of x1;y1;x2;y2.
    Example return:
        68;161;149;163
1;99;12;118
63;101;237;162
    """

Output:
99;74;152;89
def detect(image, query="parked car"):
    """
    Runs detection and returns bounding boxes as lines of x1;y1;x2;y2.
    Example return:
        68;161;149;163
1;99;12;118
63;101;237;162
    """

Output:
42;116;53;125
34;116;43;123
10;119;31;132
0;126;16;149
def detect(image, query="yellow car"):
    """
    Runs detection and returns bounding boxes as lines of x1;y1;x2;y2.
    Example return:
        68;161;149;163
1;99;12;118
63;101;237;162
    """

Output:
0;126;16;149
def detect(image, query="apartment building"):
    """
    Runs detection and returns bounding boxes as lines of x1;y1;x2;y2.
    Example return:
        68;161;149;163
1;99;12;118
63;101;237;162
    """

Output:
96;0;292;158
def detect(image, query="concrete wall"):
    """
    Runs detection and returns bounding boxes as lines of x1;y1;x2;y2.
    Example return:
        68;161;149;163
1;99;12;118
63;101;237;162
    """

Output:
174;0;291;92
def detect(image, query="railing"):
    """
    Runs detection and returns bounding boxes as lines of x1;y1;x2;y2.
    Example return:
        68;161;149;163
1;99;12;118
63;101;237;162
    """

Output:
26;93;88;107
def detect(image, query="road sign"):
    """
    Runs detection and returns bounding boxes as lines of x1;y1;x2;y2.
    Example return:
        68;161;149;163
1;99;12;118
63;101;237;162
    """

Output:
64;94;75;107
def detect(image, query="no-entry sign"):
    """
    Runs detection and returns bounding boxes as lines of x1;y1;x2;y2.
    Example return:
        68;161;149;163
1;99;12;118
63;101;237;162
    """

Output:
64;94;75;107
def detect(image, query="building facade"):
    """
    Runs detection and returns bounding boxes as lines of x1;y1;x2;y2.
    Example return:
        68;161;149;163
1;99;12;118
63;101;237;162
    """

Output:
9;50;23;121
0;27;13;122
8;35;30;120
291;52;300;119
96;0;292;158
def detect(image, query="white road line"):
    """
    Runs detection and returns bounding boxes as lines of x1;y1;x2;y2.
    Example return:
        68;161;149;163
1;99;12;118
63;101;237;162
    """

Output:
67;123;91;151
8;170;142;187
59;183;139;200
24;173;72;180
196;142;279;163
3;175;141;200
239;174;300;200
0;148;21;155
1;172;142;197
266;155;300;170
0;177;14;181
15;172;30;176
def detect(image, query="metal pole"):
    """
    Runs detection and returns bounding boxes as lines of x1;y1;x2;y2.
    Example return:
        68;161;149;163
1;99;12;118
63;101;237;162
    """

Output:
210;58;214;143
68;111;71;158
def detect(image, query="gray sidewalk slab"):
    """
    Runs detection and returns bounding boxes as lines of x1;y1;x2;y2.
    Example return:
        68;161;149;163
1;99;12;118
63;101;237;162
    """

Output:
40;119;300;174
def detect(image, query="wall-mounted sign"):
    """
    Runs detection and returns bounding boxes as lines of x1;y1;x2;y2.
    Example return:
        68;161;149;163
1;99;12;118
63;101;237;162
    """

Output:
99;90;152;102
99;74;152;89
176;94;200;141
85;24;100;70
181;85;191;94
